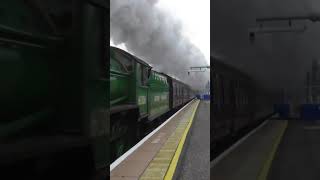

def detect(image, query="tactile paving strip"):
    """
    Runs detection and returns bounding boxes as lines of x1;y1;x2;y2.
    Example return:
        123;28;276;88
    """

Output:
139;100;200;180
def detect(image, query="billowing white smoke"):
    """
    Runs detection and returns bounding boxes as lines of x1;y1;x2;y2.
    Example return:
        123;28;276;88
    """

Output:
110;0;209;91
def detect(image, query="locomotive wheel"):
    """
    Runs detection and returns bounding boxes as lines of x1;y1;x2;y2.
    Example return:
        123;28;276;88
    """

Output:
114;137;127;159
110;108;138;162
110;116;129;161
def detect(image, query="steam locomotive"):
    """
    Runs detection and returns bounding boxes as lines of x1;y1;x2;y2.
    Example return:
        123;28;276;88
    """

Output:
211;58;275;159
110;46;195;161
1;1;108;179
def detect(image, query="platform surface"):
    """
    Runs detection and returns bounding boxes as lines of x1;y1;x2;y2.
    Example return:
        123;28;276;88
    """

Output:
268;120;320;180
110;100;199;180
176;101;210;180
211;120;287;180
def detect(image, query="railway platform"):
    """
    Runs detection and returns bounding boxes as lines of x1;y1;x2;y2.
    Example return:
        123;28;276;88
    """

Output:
176;100;210;180
110;99;209;180
211;117;320;180
268;120;320;180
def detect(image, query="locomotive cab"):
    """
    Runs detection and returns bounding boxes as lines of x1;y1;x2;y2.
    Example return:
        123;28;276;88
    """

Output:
110;46;154;161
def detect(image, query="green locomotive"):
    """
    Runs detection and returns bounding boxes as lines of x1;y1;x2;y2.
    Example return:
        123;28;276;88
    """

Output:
0;1;193;177
1;1;108;179
110;47;194;161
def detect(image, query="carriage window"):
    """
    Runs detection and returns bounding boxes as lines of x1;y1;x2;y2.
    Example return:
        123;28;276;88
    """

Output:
176;85;178;95
173;83;175;94
177;85;179;95
141;65;149;86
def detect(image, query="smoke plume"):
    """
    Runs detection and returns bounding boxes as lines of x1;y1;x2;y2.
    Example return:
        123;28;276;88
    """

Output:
110;0;209;91
212;0;320;102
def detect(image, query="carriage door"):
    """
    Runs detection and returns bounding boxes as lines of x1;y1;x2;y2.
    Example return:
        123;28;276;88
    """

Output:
137;63;149;117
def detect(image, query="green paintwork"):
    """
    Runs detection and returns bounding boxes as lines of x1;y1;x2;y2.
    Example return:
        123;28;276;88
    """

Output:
0;1;56;132
110;47;170;121
110;47;150;160
81;4;108;170
1;1;109;176
109;47;169;161
136;63;148;117
0;1;52;36
110;47;151;118
110;49;132;106
148;71;170;120
110;47;149;161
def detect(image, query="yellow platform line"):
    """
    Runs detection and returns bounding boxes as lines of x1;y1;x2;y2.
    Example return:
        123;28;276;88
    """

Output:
258;120;288;180
164;100;200;180
139;100;200;180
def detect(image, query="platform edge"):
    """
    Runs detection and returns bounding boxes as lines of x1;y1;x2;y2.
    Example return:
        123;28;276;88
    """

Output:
164;100;200;180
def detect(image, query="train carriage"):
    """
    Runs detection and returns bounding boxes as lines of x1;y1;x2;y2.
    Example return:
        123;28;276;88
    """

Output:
212;58;275;157
148;71;170;121
171;78;184;108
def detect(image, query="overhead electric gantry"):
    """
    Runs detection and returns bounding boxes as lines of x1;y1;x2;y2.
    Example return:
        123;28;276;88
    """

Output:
188;66;210;75
249;15;320;43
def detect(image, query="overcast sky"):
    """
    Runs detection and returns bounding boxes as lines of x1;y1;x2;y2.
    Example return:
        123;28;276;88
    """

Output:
110;0;210;65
